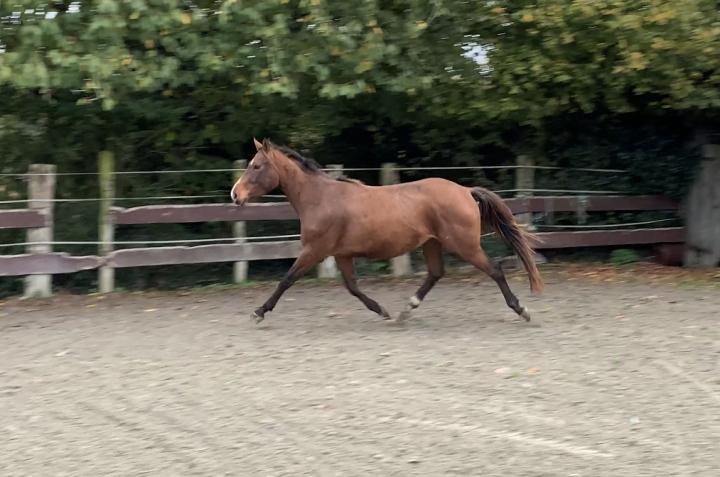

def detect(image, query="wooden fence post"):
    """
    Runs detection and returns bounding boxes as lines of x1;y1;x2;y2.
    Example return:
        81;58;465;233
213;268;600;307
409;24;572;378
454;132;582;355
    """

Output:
318;164;343;278
24;164;56;298
381;163;412;276
98;151;115;293
685;143;720;267
544;197;555;226
233;159;248;283
576;195;588;225
515;155;535;230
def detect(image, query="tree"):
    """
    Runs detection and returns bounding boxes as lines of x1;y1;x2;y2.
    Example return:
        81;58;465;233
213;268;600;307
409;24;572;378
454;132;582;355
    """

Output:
450;0;720;121
0;1;474;106
0;0;482;168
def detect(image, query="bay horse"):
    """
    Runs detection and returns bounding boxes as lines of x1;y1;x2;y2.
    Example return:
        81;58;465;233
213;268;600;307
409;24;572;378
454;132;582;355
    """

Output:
231;138;543;324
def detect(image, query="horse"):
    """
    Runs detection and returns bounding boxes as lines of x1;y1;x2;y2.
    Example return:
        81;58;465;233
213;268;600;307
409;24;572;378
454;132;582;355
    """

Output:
231;138;543;324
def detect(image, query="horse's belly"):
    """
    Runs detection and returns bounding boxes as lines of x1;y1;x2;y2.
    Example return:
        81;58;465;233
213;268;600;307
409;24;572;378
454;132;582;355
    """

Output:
355;229;429;259
337;200;436;258
364;247;413;260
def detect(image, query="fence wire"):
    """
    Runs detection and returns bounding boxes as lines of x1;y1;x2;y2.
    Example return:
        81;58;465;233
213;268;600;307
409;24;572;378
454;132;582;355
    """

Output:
533;218;678;230
1;190;627;206
0;234;302;249
0;194;288;205
0;164;626;178
1;164;673;255
0;217;682;250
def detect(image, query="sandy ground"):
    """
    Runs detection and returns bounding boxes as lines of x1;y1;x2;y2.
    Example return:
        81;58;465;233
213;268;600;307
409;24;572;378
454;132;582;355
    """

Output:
0;267;718;476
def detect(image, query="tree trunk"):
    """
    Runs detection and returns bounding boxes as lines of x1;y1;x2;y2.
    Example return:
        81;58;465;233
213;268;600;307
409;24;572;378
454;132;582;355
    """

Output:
684;144;720;267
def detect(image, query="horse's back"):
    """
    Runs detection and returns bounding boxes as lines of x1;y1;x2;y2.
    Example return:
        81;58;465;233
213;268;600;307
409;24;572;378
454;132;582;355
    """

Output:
326;177;480;259
388;177;477;215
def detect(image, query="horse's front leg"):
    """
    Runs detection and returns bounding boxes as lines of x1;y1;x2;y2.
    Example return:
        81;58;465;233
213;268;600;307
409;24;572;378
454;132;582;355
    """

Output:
252;247;322;323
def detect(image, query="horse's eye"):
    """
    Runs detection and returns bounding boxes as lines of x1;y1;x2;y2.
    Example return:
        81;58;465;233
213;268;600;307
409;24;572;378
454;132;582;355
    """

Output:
253;164;261;170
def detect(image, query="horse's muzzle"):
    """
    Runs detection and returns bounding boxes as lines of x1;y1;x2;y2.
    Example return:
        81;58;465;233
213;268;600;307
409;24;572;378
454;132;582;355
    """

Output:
230;190;248;206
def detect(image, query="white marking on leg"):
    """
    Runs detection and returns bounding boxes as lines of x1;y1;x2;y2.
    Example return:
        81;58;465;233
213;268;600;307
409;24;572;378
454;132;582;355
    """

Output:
520;306;532;321
396;296;421;323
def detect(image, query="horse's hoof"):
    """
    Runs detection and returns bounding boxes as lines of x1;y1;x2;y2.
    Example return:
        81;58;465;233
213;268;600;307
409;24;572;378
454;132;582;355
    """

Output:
386;318;408;328
397;309;412;323
251;311;265;324
519;307;532;322
379;307;392;320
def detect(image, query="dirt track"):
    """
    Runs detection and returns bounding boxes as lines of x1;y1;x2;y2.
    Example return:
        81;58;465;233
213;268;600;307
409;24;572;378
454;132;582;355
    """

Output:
1;268;718;476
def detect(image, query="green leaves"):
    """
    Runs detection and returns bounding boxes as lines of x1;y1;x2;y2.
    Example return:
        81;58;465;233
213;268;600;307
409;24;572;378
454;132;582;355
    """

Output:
1;0;473;108
0;0;716;175
473;0;720;117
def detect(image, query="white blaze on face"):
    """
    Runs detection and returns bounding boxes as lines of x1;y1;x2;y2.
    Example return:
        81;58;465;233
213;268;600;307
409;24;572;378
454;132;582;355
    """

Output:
230;176;240;201
231;160;252;201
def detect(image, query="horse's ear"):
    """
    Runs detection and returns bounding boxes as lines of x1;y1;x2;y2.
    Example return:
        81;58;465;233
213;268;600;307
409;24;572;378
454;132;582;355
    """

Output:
253;137;263;151
262;138;271;149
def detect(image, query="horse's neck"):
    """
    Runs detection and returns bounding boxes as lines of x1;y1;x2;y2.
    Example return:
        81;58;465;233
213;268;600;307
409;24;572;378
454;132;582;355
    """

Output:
276;162;327;217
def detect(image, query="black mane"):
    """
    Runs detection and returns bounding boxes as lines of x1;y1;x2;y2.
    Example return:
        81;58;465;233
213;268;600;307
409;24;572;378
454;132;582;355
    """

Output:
270;143;324;174
267;141;363;185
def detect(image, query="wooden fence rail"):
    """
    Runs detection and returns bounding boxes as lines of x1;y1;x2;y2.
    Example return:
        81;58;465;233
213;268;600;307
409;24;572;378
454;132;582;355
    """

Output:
1;195;678;230
111;202;298;225
1;162;686;295
0;209;47;230
0;253;101;277
504;195;679;214
534;228;684;249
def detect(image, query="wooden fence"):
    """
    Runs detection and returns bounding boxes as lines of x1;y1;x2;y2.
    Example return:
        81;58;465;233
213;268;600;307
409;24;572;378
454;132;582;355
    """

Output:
0;162;685;296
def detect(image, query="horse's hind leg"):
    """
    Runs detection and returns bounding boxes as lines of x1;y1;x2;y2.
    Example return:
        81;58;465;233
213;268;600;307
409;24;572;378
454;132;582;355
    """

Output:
336;256;391;319
461;246;532;321
397;239;445;322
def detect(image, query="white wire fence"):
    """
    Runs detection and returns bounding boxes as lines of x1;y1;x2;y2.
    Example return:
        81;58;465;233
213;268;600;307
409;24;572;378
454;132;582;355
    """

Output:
0;194;291;205
0;234;303;249
1;216;683;249
533;218;679;230
0;164;626;178
0;162;676;254
0;163;628;205
0;189;630;206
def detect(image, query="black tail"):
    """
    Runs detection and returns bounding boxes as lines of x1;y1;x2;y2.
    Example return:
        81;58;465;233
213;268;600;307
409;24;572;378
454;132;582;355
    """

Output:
471;187;544;294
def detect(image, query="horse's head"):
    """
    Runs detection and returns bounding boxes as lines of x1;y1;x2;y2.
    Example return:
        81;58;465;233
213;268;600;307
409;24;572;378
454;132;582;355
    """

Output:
231;138;281;206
